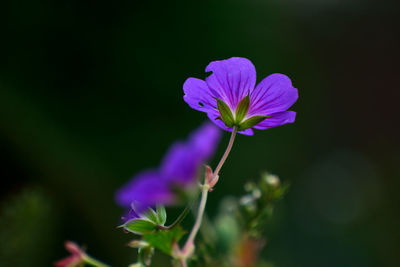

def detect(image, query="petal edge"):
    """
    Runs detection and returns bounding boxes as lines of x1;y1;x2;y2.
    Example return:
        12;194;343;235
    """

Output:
205;57;256;110
249;73;298;116
183;77;216;113
253;111;296;130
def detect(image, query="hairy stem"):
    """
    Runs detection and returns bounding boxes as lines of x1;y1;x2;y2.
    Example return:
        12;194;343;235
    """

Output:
179;257;188;267
182;183;209;254
179;126;238;266
210;126;238;184
83;254;111;267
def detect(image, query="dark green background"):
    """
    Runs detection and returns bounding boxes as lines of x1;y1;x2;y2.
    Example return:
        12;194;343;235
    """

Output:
1;0;399;266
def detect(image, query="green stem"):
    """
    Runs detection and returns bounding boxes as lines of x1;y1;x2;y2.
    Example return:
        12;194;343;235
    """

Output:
158;204;191;230
179;258;187;267
82;254;111;267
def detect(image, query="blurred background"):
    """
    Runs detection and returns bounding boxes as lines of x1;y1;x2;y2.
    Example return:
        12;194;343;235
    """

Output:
1;0;399;266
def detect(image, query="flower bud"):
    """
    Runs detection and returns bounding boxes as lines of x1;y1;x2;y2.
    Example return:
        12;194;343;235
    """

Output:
263;173;280;188
127;240;150;249
54;241;85;267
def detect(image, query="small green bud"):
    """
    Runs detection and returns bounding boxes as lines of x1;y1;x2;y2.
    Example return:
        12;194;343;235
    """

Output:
240;195;253;206
244;182;256;192
252;188;262;199
128;240;150;248
263;174;280;188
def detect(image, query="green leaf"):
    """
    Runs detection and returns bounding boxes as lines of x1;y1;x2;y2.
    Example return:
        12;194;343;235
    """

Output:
217;99;234;127
238;115;269;131
156;205;167;225
124;219;157;235
235;95;250;123
143;226;186;255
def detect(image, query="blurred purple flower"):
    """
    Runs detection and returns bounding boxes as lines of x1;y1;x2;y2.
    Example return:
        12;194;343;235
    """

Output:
116;170;173;216
115;123;221;219
183;57;298;135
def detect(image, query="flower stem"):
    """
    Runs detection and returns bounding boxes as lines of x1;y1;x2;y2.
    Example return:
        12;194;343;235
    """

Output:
179;258;188;267
179;126;238;265
182;183;209;255
211;126;238;184
82;254;111;267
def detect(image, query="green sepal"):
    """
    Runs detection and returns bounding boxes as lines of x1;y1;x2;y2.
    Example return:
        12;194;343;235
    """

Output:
143;226;186;255
142;209;159;224
138;246;154;266
156;205;167;225
235;95;250;123
238;115;269;131
217;98;235;127
124;219;157;235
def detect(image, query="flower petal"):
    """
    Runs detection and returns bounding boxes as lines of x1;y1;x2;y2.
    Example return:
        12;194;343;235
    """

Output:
115;170;174;208
160;123;222;185
183;78;216;113
187;122;221;162
248;73;298;116
207;110;254;136
121;209;141;221
205;57;256;110
252;111;296;130
160;142;200;185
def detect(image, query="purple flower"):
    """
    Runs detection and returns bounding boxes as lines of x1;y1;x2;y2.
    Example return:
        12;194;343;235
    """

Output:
116;170;174;216
183;57;298;135
115;123;221;219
